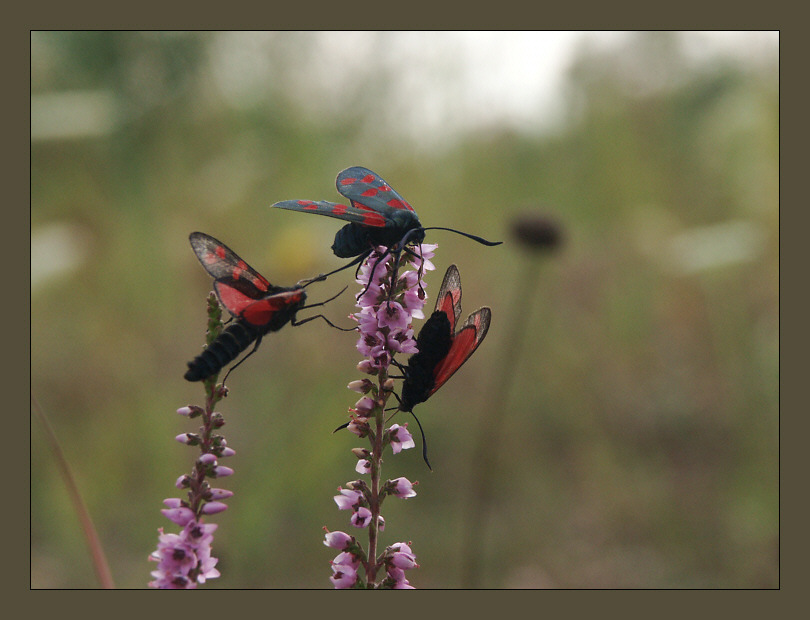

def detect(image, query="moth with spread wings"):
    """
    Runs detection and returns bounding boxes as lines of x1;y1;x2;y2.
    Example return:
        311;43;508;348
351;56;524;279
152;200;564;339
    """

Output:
184;232;345;382
393;264;491;468
398;264;491;413
272;167;501;278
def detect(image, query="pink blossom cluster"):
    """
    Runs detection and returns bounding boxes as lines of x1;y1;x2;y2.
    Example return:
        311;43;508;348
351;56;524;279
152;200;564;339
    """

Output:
324;530;418;589
148;405;235;588
324;246;434;588
148;515;220;588
352;244;436;377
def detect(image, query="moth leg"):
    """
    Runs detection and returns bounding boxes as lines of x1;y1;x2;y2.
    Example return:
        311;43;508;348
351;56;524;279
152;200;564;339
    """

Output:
221;334;263;384
292;313;356;332
313;252;370;282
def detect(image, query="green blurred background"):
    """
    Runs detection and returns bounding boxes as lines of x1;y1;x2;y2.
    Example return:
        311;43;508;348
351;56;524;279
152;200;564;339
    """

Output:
31;31;778;589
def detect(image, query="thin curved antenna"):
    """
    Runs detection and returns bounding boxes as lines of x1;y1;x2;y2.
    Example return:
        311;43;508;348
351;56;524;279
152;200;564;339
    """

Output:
421;226;502;246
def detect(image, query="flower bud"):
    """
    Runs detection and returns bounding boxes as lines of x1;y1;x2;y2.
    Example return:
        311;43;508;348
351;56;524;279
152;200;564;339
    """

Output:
161;506;195;526
347;419;370;437
213;465;234;478
207;488;234;500
323;529;354;550
175;475;190;489
347;379;373;394
176;405;203;417
198;453;217;466
175;433;201;445
201;501;228;515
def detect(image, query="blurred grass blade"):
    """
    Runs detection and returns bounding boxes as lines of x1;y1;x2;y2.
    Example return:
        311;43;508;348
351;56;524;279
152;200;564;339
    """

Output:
32;392;115;589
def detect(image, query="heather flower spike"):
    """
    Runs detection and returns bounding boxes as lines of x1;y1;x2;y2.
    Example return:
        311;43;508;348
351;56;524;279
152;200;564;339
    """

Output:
324;245;438;588
149;293;232;588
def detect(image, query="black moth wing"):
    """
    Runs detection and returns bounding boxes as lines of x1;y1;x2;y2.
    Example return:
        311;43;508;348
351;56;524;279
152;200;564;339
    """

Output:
335;166;417;218
189;232;281;309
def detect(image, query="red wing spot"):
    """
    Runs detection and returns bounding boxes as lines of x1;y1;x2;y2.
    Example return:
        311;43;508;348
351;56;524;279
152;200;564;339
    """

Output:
362;212;387;227
340;177;358;186
298;200;318;210
361;188;379;197
333;204;348;215
203;251;217;265
215;246;227;259
387;199;411;210
361;174;375;183
380;184;392;192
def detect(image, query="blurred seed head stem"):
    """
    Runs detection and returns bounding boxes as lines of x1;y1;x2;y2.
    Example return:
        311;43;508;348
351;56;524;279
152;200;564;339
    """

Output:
460;213;563;588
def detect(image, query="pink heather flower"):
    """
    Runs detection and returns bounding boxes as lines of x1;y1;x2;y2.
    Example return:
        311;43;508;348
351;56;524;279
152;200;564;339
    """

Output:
376;300;410;331
148;521;220;589
323;530;354;550
351;507;372;528
186;520;218;547
390;547;418;570
219;447;236;457
389;423;416;454
393;579;415;589
377;515;385;531
161;506;196;527
333;551;361;569
351;245;432;375
389;477;417;499
355;459;371;475
347;418;370;437
356;359;378;375
356;282;383;310
352;396;375;417
387;566;407;582
330;562;358;589
334;488;362;511
410;243;438;270
386;328;417;354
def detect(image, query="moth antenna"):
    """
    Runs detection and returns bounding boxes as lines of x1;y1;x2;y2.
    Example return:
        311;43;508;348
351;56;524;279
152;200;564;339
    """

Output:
406;409;432;471
333;421;350;433
422;226;502;246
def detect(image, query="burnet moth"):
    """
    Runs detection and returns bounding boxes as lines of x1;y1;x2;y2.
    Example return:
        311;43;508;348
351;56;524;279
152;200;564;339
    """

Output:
399;264;491;411
271;166;502;280
184;232;347;382
395;264;491;468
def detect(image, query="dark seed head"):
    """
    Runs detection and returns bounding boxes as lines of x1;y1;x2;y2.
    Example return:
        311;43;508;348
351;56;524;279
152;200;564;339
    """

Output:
511;213;564;252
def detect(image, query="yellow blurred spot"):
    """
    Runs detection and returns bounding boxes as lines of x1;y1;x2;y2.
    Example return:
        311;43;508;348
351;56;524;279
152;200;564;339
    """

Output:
266;224;335;281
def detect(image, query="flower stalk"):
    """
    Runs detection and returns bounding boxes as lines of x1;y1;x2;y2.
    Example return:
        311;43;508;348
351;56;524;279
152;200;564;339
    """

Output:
149;292;233;588
325;246;435;588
